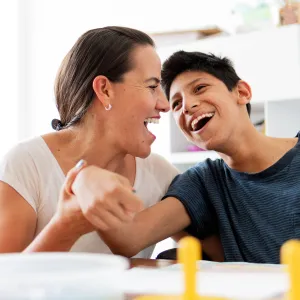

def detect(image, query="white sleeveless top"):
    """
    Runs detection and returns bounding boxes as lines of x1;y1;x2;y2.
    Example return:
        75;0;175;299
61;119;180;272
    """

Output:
0;137;179;258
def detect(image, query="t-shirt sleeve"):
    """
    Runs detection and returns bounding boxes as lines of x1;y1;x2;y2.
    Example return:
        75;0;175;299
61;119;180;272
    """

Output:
0;144;40;213
137;153;180;208
148;153;180;194
162;167;217;239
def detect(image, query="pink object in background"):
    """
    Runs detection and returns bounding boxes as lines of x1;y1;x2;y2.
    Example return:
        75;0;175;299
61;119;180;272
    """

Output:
187;145;205;152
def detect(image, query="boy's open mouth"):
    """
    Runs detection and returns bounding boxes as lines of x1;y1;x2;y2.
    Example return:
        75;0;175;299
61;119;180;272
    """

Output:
191;112;215;131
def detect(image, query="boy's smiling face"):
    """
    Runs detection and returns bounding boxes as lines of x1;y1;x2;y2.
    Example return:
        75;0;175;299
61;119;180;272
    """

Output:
169;71;251;151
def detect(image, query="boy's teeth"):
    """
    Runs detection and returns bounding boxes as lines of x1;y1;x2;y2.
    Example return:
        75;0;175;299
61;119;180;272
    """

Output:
145;118;159;124
191;112;214;130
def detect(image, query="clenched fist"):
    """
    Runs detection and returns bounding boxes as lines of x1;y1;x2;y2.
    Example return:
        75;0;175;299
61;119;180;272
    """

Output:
57;160;144;233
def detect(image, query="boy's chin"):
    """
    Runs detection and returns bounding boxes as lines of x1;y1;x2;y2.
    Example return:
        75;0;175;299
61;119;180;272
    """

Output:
188;132;217;151
196;143;209;151
186;135;206;149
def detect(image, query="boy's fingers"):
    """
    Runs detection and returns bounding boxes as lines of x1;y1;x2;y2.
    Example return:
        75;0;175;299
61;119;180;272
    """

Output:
64;159;87;195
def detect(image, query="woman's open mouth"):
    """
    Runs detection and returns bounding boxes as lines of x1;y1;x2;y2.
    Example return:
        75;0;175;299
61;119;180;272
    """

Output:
144;117;159;139
144;117;159;128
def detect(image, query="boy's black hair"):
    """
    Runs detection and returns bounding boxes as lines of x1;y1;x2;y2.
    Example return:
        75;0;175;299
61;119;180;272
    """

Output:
161;51;251;116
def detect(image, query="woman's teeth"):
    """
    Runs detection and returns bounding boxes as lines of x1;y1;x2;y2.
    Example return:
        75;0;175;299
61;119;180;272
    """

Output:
144;118;159;125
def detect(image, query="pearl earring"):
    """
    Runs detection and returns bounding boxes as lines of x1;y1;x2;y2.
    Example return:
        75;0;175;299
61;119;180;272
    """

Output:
105;104;112;111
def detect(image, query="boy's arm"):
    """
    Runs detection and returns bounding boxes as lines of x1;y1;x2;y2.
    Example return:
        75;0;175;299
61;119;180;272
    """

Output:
70;164;223;259
98;196;191;257
171;231;189;243
99;199;224;261
68;164;190;257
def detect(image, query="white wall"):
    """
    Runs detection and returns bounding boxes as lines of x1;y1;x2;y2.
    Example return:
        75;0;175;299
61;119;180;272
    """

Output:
266;100;300;137
0;0;19;156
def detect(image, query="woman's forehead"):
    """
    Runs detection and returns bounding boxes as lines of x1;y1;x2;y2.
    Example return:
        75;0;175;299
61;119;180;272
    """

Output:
129;45;161;76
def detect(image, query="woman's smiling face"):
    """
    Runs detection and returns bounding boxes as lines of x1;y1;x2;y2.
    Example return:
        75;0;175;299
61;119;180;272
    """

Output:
108;45;170;158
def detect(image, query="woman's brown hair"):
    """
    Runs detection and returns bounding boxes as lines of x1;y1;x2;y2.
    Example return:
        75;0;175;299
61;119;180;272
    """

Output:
52;26;154;131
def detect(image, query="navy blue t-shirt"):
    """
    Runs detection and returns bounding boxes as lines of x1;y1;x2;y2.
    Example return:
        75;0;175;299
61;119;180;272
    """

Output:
163;133;300;263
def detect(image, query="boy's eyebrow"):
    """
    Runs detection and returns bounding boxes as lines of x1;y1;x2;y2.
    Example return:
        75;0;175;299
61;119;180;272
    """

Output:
186;77;206;88
144;77;161;84
170;92;180;102
170;77;207;101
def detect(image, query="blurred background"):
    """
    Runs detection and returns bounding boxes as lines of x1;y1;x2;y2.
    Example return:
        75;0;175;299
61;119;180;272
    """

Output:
1;0;300;256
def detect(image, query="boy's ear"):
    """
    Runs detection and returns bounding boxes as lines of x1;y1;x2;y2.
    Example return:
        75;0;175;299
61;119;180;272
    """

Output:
92;75;113;108
236;80;252;105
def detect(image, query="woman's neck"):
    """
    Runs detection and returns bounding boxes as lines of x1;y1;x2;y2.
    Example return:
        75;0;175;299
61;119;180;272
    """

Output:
69;128;125;165
43;124;135;180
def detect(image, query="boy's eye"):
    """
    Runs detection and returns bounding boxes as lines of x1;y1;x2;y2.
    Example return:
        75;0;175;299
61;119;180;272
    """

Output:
195;85;205;93
172;100;181;111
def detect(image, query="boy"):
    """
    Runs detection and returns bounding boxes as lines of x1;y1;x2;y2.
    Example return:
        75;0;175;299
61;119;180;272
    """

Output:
70;51;300;263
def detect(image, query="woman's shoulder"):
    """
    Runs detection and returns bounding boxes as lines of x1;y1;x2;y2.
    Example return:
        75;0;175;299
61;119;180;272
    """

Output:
1;136;47;165
2;136;41;161
0;137;54;212
0;136;58;178
135;153;179;189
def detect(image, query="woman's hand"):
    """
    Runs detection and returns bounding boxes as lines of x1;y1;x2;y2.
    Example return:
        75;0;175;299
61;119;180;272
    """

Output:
55;160;95;236
57;160;144;234
25;161;94;252
71;164;143;231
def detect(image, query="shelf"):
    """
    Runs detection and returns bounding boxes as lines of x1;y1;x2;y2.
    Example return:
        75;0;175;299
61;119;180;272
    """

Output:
170;151;220;164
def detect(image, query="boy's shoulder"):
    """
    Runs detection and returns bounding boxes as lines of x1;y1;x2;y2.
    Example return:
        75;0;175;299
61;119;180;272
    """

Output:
192;158;224;172
181;158;225;181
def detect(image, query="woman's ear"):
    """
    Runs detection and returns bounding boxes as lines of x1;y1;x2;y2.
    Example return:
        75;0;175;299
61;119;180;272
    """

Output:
236;80;252;105
92;76;113;108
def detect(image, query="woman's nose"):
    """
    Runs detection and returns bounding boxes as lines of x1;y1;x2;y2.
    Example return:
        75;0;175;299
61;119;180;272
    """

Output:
156;89;170;113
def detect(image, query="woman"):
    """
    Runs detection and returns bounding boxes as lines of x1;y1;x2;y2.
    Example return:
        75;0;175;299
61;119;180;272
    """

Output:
0;26;178;258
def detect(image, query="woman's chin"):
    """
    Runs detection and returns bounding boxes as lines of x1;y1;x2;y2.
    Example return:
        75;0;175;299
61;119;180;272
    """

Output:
139;149;151;159
134;145;152;159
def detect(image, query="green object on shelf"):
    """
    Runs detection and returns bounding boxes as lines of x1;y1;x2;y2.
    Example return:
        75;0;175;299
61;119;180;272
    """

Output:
233;1;280;30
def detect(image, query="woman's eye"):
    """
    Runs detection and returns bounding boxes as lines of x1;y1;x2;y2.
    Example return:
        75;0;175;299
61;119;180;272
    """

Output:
149;85;158;91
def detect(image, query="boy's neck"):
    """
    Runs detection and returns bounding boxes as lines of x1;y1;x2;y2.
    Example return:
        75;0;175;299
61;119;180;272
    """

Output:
219;129;298;173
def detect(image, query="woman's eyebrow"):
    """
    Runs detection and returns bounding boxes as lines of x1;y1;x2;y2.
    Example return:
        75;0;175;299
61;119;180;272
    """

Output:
144;77;161;84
